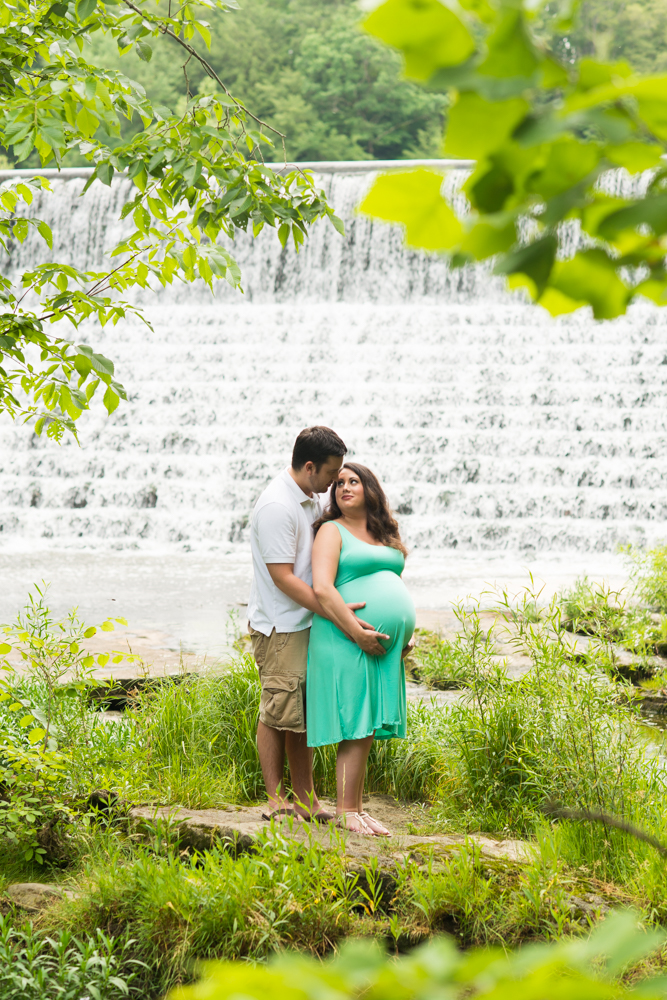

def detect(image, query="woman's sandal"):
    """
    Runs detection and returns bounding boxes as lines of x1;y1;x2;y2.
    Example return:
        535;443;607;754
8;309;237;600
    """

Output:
336;811;376;837
359;811;391;836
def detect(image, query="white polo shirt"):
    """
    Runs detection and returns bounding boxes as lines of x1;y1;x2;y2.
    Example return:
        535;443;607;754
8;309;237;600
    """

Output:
247;467;324;636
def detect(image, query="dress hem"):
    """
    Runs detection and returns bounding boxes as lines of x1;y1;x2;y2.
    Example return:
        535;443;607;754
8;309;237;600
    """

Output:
307;727;406;749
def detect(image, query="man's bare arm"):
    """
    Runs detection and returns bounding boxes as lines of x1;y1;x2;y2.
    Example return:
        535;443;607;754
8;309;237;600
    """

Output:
266;564;377;636
267;563;326;616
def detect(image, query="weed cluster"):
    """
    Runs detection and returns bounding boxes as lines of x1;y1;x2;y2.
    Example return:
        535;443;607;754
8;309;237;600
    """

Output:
559;576;667;674
404;629;471;689
0;916;144;1000
624;544;667;613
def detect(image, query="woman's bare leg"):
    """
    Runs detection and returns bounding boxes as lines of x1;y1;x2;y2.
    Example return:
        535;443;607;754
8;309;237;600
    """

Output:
336;734;374;833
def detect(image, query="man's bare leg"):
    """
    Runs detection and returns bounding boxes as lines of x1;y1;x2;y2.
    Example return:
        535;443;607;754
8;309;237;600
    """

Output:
286;731;335;820
257;721;289;812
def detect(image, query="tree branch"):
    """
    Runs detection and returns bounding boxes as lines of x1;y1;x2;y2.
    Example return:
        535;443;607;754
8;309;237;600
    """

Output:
120;0;287;146
542;802;667;858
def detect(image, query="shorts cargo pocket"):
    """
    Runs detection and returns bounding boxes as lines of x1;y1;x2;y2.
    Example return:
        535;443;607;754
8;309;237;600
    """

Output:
260;674;302;730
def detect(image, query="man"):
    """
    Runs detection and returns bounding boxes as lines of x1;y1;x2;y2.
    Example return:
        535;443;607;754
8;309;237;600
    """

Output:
247;425;388;821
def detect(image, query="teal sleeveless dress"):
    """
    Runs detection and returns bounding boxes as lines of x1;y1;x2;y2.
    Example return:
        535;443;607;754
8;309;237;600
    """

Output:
306;522;416;748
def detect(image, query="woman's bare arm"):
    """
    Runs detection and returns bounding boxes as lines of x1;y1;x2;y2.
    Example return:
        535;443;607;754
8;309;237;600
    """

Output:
312;523;388;656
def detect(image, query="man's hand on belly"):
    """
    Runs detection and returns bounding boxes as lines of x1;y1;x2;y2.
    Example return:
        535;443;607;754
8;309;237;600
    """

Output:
401;637;416;659
346;602;376;633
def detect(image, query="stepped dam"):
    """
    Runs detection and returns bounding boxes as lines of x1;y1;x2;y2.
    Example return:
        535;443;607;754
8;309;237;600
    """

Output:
0;163;665;636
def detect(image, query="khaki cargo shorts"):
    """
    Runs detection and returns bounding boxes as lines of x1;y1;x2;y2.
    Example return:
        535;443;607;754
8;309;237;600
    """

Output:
249;626;309;732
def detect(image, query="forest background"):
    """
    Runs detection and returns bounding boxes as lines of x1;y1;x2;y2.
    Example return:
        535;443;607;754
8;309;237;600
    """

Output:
5;0;667;168
70;0;667;164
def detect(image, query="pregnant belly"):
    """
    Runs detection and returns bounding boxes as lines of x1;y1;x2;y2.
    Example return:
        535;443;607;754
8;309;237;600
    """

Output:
338;570;416;649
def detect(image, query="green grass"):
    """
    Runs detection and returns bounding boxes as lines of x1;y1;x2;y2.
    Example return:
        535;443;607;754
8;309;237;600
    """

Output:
41;826;625;993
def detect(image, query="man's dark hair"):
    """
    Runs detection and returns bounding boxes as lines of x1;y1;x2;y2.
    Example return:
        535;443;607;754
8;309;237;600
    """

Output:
291;426;347;471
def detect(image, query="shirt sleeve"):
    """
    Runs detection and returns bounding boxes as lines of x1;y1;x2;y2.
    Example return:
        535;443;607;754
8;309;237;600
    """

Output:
254;502;298;563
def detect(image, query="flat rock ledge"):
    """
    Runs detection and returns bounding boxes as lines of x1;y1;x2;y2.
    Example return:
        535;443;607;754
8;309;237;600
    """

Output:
128;801;532;864
3;882;76;913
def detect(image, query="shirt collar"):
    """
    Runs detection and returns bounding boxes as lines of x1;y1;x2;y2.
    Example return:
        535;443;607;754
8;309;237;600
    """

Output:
281;466;317;505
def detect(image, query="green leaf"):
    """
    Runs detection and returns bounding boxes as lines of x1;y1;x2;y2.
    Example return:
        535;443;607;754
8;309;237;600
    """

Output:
495;235;557;298
83;626;97;639
605;142;663;173
527;139;601;200
576;58;634;93
76;0;97;19
37;221;53;249
28;728;46;745
363;0;475;82
103;386;120;414
0;643;11;654
330;214;345;236
97;653;109;667
96;162;114;186
444;93;529;160
359;170;462;251
100;620;114;632
75;106;99;139
457;0;495;24
548;249;631;320
136;41;153;62
460;220;516;260
598;193;667;240
477;8;540;80
278;223;290;248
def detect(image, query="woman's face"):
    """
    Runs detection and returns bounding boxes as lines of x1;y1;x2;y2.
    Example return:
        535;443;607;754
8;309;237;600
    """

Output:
335;468;365;514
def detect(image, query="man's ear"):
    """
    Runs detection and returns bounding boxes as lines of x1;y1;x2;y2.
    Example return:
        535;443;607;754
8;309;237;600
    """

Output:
303;460;315;476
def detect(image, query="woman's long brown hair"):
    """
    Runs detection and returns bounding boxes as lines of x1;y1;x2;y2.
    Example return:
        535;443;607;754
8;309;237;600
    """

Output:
313;462;408;557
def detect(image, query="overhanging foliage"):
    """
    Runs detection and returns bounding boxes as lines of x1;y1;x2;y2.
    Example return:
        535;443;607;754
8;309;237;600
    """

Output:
359;0;667;320
0;0;342;438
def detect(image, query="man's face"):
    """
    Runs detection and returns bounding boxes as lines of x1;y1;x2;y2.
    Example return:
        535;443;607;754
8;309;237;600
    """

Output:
306;456;344;494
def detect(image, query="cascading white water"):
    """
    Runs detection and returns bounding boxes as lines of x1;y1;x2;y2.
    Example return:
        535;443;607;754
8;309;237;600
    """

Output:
0;168;666;560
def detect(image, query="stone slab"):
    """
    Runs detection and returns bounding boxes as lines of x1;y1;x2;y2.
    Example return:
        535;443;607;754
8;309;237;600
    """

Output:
4;882;76;912
129;797;534;864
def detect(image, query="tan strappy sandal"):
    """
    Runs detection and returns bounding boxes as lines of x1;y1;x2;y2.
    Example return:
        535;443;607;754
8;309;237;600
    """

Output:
336;811;376;837
359;811;391;836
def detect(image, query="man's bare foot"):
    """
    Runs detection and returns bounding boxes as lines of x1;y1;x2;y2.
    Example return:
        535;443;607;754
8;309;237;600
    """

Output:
336;811;376;837
296;807;336;824
359;811;390;836
261;805;301;822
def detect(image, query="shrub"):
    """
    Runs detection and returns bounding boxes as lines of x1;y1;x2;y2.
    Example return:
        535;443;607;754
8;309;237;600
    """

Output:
170;911;666;1000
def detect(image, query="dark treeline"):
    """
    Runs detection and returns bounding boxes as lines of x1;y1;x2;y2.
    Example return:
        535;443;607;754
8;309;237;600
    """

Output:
4;0;667;166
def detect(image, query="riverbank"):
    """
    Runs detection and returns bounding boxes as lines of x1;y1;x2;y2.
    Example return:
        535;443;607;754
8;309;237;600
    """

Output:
0;548;628;669
1;548;667;998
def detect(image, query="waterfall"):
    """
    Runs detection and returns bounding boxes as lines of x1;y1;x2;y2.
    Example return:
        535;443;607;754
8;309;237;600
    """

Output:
0;167;666;560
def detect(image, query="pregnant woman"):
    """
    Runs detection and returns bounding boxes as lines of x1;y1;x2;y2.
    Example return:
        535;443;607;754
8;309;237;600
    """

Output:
307;463;416;837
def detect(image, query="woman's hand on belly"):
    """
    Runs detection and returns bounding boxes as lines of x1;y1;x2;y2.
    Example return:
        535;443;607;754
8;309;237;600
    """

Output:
401;636;416;659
